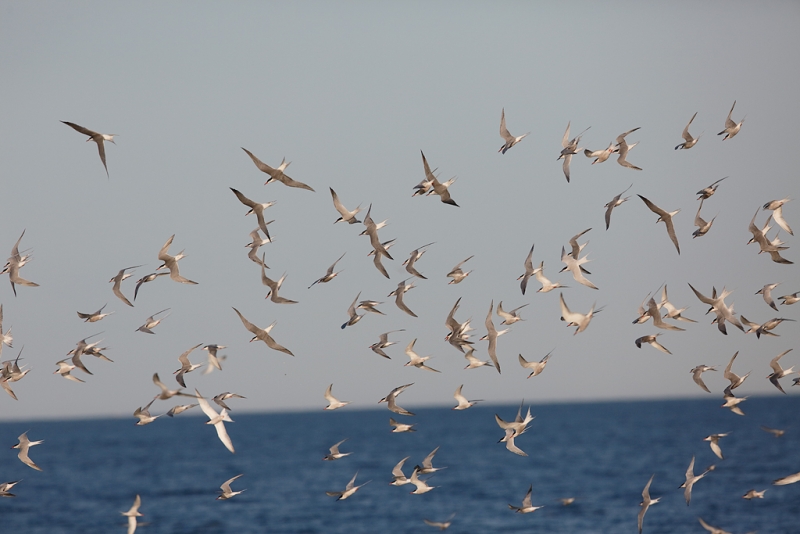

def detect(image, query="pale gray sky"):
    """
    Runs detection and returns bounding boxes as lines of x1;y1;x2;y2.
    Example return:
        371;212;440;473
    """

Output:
1;2;798;420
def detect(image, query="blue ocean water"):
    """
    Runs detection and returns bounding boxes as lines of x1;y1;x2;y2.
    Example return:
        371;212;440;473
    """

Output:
2;397;799;533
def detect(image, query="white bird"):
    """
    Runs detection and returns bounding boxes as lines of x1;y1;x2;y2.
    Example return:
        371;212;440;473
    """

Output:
722;390;747;416
232;307;294;356
559;293;598;335
638;195;680;254
517;244;536;295
260;261;298;305
692;199;717;238
639;474;660;534
558;122;590;182
660;285;697;323
329;187;361;224
341;291;364;330
688;284;745;335
697;517;733;534
121;494;143;534
53;358;84;383
133;272;168;301
723;351;750;394
369;329;404;359
767;349;794;394
0;479;21;498
389;417;416;433
404;338;440;373
324;384;351;410
717;100;744;140
415;446;446;475
309;253;346;288
108;265;142;307
202;344;226;374
241;148;315;191
518;351;552;378
463;348;493;370
166;404;197;417
230;188;275;238
691;365;717;393
703;433;729;460
482;301;502;373
0;304;12;348
213;392;246;411
245;227;271;267
403;242;434;279
680;455;713;505
217;474;245;500
136;308;171;334
327;471;370;500
763;198;793;236
173;343;203;388
423;514;456;531
532;261;567;293
760;425;785;438
635;334;671;355
497;301;528;325
390;456;413;485
616;127;642;170
196;388;235;453
756;282;781;312
379;383;415;416
453;385;481;410
675;112;700;150
157;235;198;285
408;467;436;494
773;470;800;485
446;255;473;284
498;108;528;154
4;230;39;296
604;184;633;230
560;246;598;290
584;141;618;164
389;278;418;318
696;177;727;200
12;431;43;471
133;396;161;426
509;484;543;513
778;291;799;306
61;120;116;177
742;489;766;500
323;439;352;461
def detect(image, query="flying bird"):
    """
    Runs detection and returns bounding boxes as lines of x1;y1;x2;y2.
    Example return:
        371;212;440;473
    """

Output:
604;184;632;230
12;431;43;471
638;195;680;254
675;112;700;150
638;474;660;534
230;188;275;238
498;108;528;154
508;484;543;514
308;252;346;288
217;474;245;500
241;148;315;191
717;100;744;140
326;471;370;500
196;388;235;453
108;265;142;307
121;494;143;534
324;384;350;410
61;120;116;177
329;187;362;224
558;122;590;182
157;235;198;284
616;127;642;170
232;307;294;356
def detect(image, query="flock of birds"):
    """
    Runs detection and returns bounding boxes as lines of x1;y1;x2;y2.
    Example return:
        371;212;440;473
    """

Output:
0;104;797;534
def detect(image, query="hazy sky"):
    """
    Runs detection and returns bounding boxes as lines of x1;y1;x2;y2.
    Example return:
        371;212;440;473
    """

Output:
1;2;798;421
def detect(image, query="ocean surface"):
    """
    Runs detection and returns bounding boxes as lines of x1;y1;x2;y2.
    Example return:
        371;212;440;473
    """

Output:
2;396;800;533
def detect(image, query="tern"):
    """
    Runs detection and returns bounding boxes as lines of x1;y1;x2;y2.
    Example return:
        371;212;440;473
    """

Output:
773;471;800;485
688;284;745;334
533;261;567;293
584;141;618;164
660;285;696;323
559;293;598;335
558;122;590;182
415;446;447;474
698;517;733;534
369;329;404;359
446;255;473;284
463;348;493;370
133;272;168;301
232;307;294;356
357;298;384;315
638;474;660;534
327;471;370;500
108;265;142;307
703;433;729;460
747;208;792;263
415;150;437;197
242;148;314;191
483;301;502;373
616;127;642;170
121;494;143;534
697;177;727;200
675;112;700;150
755;316;795;338
230;188;275;238
423;514;455;531
763;198;793;236
136;308;170;334
196;388;235;453
692;199;717;238
217;474;245;500
157;235;198;284
260;260;298;304
341;292;364;330
680;455;713;505
324;384;350;410
408;467;436;494
756;282;780;312
308;252;346;288
152;373;196;400
4;230;39;296
213;392;245;411
691;365;717;393
404;338;440;372
453;384;481;410
403;242;434;279
604;184;632;230
245;227;271;267
767;349;794;394
389;278;418;318
638;195;680;254
0;479;21;498
390;456;413;485
61;120;116;177
761;425;785;438
389;417;416;433
635;334;671;354
12;431;43;471
497;301;528;325
498;108;528;154
518;350;552;378
742;489;766;500
642;297;685;331
509;484;543;513
379;383;415;416
723;351;750;393
778;291;799;305
69;333;103;376
202;344;226;374
329;187;361;224
166;404;197;417
76;304;113;323
53;358;84;383
717;100;744;140
560;246;598;290
0;304;12;348
517;243;535;295
133;396;161;426
323;439;351;461
722;390;747;416
427;174;459;207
